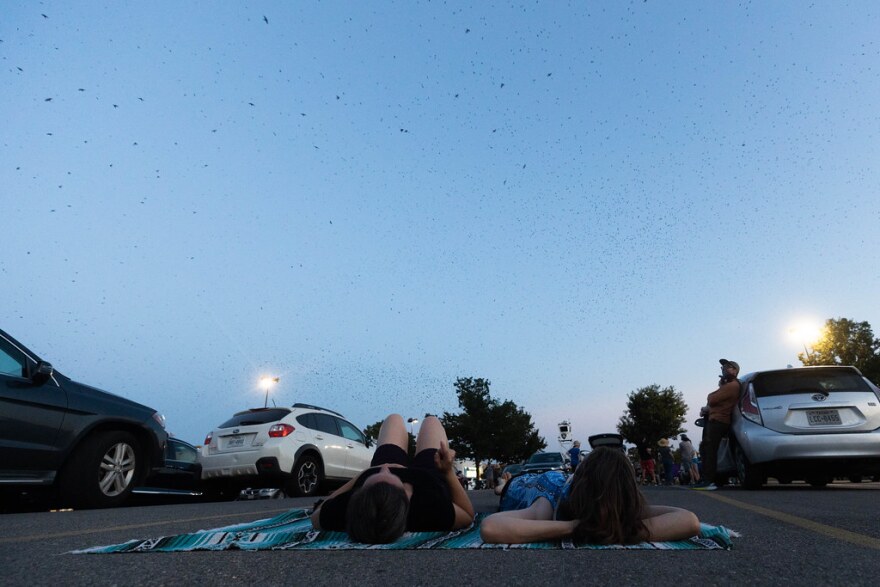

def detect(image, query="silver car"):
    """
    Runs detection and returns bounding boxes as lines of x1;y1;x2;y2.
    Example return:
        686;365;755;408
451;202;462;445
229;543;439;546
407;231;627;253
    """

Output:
725;366;880;488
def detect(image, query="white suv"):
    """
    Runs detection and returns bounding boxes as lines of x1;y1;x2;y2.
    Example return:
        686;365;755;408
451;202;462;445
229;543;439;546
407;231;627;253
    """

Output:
200;403;374;497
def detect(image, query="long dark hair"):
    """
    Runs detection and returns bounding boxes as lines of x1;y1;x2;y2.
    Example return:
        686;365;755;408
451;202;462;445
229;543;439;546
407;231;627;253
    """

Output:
556;447;647;544
345;482;409;544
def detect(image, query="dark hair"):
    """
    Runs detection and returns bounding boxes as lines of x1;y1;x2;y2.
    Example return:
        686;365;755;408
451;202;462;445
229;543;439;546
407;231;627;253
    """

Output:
345;482;410;544
557;447;647;544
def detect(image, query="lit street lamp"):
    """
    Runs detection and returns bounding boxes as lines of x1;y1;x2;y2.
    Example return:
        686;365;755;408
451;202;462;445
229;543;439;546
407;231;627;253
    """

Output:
789;320;822;360
261;376;280;408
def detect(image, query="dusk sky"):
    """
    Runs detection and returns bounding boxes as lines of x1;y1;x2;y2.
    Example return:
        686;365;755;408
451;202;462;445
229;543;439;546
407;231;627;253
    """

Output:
3;2;879;449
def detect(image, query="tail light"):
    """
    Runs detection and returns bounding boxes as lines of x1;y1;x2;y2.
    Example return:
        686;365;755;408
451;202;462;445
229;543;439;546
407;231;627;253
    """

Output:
740;384;763;425
268;423;295;438
204;432;213;445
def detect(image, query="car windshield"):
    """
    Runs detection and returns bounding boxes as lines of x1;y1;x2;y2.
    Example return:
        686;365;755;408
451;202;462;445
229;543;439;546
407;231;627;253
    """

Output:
528;453;562;464
753;369;872;397
218;409;290;428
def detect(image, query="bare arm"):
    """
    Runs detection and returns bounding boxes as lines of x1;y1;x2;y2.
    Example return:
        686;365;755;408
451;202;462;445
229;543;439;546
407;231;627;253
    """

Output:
435;441;476;528
480;498;576;544
639;505;701;542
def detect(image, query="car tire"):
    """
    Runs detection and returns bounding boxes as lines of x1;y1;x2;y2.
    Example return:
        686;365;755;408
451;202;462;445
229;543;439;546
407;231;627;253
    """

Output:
734;445;763;490
202;480;239;502
60;431;142;508
807;476;829;488
287;454;323;497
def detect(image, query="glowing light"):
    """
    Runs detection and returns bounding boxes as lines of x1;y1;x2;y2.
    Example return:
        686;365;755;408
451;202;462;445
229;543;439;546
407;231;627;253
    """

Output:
788;320;823;346
260;376;280;408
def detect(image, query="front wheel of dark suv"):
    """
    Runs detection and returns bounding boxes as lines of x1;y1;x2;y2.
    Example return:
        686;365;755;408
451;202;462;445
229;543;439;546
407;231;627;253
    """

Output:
287;454;323;497
60;431;142;508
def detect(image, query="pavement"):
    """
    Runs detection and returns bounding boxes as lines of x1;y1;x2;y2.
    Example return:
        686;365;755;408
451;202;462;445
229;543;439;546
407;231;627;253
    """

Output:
1;482;879;586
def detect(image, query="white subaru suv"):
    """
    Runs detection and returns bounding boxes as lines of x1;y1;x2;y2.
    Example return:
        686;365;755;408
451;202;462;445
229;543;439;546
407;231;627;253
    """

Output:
200;403;374;497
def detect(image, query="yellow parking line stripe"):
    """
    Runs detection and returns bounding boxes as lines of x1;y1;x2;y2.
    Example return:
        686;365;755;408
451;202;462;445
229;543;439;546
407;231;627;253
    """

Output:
1;507;292;544
697;491;880;551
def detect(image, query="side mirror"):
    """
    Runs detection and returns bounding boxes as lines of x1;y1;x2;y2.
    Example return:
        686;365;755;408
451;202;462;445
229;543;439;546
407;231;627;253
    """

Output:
31;361;54;385
694;417;706;428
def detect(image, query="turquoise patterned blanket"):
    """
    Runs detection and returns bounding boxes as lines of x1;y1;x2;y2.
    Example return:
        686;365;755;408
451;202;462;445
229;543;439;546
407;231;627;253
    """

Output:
72;508;734;553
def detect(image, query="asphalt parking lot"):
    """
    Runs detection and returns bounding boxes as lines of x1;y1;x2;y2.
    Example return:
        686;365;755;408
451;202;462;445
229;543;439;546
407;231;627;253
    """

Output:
2;481;879;586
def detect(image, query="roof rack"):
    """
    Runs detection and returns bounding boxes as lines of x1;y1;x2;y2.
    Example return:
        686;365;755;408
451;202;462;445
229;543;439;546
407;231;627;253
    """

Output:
291;402;345;419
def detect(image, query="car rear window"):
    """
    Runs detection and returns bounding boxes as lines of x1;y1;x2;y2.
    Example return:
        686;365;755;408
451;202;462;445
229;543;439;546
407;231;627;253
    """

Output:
218;408;290;428
752;368;871;397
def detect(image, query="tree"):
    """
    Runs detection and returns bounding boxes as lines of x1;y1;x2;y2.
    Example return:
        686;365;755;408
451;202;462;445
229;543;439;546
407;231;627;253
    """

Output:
617;384;688;449
799;317;880;384
441;377;545;476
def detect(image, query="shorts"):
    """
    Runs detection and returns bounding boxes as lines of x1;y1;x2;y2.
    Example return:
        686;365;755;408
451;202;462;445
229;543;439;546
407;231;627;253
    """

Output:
499;471;570;512
640;459;655;474
371;444;438;471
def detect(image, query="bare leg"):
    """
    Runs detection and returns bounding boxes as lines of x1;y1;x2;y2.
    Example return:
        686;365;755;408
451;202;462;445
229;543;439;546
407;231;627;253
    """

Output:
415;415;447;453
376;413;408;452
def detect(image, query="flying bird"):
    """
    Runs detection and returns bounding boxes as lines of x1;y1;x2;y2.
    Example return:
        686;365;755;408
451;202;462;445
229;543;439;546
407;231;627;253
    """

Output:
263;15;269;24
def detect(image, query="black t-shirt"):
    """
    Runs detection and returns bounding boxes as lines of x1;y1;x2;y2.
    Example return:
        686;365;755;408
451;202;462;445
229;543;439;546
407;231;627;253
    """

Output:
318;466;455;532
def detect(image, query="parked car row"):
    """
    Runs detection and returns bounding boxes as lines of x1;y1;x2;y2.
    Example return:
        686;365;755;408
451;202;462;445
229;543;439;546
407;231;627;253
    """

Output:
0;328;374;509
4;327;880;510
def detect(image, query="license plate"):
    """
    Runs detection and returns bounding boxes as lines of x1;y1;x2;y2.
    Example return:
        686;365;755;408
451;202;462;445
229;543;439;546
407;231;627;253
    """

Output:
226;436;246;448
807;409;842;426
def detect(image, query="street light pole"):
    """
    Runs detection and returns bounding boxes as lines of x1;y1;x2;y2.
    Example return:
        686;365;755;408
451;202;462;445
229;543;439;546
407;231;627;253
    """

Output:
261;376;280;408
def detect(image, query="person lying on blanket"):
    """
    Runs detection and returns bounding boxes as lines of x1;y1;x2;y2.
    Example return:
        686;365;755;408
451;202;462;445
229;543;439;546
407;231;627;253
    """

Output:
310;413;475;543
480;447;700;544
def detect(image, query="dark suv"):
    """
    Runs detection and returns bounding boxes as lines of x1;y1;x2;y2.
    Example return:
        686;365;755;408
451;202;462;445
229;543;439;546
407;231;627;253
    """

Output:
0;328;168;508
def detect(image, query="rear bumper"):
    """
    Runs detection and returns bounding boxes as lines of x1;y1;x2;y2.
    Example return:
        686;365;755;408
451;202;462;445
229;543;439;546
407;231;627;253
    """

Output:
736;420;880;475
200;444;295;480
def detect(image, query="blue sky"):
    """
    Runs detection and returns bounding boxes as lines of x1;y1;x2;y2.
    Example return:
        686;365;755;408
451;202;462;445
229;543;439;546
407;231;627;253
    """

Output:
3;2;879;449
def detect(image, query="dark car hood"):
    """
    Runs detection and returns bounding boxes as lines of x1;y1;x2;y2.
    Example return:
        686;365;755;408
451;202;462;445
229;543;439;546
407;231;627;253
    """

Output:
60;374;156;420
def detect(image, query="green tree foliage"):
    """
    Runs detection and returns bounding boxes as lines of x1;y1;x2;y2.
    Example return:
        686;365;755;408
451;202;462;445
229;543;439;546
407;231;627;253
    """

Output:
799;317;880;384
441;377;545;474
617;384;688;449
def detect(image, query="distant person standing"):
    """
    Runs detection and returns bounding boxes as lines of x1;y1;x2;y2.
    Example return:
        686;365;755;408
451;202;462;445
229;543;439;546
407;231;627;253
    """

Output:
657;439;675;485
678;434;699;485
484;462;496;490
637;444;657;485
568;440;582;470
693;359;741;491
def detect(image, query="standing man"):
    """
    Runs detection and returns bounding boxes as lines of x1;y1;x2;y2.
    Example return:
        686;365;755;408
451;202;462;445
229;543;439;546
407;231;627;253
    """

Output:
658;439;675;485
568;440;582;470
693;359;741;491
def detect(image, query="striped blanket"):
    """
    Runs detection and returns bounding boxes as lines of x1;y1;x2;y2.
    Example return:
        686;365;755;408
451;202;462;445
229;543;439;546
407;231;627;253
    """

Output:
72;509;734;553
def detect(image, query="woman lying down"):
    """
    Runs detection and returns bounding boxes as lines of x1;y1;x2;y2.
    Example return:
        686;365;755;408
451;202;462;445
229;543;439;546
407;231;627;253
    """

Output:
480;447;701;545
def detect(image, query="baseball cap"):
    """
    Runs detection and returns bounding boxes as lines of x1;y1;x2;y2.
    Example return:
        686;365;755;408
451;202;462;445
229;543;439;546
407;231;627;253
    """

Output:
719;358;740;372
